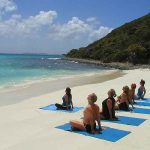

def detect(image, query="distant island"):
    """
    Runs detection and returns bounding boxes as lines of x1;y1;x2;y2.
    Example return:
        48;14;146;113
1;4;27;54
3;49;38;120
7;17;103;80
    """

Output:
65;13;150;65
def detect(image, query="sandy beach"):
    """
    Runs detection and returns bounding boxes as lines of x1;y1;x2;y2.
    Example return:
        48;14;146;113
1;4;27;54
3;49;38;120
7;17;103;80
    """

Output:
0;69;150;150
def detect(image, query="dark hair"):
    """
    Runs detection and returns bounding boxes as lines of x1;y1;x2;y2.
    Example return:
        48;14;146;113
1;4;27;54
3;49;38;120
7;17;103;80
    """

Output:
65;87;71;96
140;79;145;85
131;83;136;89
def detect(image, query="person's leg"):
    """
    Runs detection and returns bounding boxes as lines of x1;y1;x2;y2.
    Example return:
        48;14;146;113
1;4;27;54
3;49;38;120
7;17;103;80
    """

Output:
85;124;92;133
55;103;66;110
94;123;96;130
119;102;129;111
70;120;85;131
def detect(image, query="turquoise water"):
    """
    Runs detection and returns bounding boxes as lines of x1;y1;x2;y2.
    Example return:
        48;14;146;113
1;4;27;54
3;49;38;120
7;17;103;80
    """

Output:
0;54;109;88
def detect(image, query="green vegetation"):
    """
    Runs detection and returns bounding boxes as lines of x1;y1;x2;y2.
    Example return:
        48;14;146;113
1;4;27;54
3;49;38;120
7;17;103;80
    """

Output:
66;13;150;64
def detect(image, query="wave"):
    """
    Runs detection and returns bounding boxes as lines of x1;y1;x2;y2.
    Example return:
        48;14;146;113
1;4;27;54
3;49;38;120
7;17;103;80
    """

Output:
70;61;78;63
40;57;61;60
47;58;61;60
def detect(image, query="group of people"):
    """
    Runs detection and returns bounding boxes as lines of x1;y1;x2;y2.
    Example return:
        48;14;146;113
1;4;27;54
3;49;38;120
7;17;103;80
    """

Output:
55;79;146;134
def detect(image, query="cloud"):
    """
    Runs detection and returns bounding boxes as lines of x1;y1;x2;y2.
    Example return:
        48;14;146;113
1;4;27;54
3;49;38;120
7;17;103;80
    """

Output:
0;4;112;53
49;17;91;40
49;17;112;45
89;26;112;41
0;0;17;15
0;10;57;37
86;17;97;22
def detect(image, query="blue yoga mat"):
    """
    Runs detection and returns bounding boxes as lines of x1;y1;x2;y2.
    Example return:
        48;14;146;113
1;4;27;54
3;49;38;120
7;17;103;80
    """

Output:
135;101;150;106
55;123;130;142
101;116;146;126
132;107;150;114
136;98;150;102
40;104;83;113
143;98;150;102
119;107;150;114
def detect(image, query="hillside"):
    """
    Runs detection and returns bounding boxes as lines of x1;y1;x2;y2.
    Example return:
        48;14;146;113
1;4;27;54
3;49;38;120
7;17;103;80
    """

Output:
65;13;150;64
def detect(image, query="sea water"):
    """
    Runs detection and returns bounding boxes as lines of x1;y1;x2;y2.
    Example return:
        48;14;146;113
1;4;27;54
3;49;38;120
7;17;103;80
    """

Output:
0;54;110;89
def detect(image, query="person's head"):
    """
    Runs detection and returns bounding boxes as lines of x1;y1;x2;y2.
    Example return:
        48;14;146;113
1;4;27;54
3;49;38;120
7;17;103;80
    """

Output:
108;89;116;98
131;83;136;89
87;93;97;105
140;79;145;86
65;87;71;96
122;86;129;95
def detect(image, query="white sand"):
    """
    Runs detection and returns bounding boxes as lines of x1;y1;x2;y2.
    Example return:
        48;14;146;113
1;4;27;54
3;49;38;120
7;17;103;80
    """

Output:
0;69;150;150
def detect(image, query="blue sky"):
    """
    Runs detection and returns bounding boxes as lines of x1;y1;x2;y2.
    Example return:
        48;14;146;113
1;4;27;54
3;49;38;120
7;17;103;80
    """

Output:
0;0;150;54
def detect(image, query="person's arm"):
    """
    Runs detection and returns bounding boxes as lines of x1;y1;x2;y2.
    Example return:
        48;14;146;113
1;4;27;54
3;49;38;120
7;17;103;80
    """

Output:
143;87;146;97
71;96;74;109
96;107;102;131
71;101;74;109
125;98;130;110
129;93;134;109
130;99;134;109
107;99;113;120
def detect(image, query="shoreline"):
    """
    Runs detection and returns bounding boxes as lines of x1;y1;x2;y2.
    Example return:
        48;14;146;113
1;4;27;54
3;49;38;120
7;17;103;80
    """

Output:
64;57;150;70
0;70;124;107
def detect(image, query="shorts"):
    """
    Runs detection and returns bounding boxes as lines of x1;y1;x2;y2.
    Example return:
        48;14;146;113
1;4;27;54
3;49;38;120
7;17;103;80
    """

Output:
84;123;96;133
119;102;129;111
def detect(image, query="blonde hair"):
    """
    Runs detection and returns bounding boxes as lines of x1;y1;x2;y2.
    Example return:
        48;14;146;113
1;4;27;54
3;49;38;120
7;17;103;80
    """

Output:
89;93;97;103
122;86;129;95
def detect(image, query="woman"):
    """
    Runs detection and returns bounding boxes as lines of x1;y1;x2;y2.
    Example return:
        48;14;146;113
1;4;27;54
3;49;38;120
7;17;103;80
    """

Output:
117;86;130;111
101;89;118;120
137;79;146;99
70;93;102;134
55;87;73;110
129;83;136;105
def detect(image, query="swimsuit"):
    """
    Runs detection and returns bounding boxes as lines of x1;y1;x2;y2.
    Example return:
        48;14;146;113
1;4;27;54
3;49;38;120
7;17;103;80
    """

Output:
55;95;72;110
84;123;96;133
119;102;129;111
137;87;142;99
102;97;116;119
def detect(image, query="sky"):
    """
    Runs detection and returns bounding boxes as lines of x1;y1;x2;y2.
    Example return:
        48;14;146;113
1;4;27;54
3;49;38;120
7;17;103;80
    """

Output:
0;0;150;54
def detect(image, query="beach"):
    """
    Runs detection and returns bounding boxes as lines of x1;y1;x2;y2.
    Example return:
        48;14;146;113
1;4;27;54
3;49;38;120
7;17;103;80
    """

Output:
0;69;150;150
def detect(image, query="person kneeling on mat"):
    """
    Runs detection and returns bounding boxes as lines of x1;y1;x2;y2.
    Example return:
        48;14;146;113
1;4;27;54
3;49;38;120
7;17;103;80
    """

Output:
137;79;146;100
116;86;130;111
70;93;102;134
100;89;118;120
129;83;136;106
55;87;73;110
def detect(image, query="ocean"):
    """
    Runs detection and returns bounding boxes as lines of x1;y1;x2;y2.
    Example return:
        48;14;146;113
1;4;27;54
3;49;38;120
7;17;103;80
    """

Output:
0;54;109;89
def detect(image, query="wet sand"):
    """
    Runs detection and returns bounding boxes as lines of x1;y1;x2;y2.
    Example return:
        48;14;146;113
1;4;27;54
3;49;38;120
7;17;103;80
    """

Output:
0;70;124;106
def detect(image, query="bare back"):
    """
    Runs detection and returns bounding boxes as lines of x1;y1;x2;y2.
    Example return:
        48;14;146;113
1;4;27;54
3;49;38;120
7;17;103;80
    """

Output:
83;104;100;125
120;93;128;103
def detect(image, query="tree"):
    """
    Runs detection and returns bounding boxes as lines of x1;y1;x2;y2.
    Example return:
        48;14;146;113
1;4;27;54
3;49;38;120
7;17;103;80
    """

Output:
127;44;146;64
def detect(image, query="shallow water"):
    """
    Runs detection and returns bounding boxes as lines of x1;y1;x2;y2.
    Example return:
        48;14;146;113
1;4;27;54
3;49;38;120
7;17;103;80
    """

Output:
0;54;110;89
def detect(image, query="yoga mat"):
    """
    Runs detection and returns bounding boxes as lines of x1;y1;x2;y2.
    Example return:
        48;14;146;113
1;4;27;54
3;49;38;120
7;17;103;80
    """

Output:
55;123;130;142
135;101;150;107
40;104;83;113
119;107;150;115
101;116;146;126
135;98;150;102
132;107;150;114
143;98;150;102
